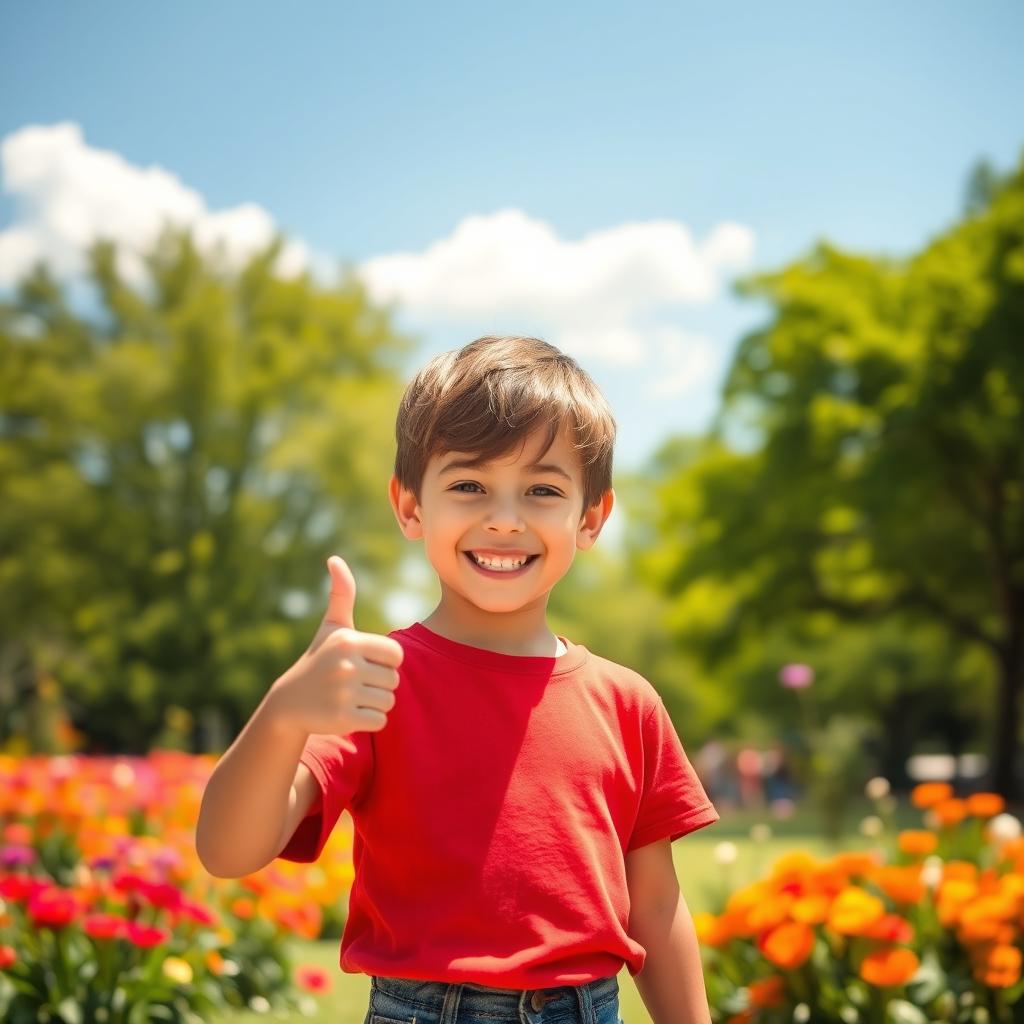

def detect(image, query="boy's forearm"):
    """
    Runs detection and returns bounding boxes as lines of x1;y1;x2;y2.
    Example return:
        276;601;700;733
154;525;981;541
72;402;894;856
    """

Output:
629;894;713;1024
195;685;309;878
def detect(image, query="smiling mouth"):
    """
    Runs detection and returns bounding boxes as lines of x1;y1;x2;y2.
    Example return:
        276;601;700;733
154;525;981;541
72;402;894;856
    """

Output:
463;552;540;574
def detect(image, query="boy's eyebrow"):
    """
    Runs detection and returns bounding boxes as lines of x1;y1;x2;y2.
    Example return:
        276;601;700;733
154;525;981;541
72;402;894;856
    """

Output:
438;458;573;483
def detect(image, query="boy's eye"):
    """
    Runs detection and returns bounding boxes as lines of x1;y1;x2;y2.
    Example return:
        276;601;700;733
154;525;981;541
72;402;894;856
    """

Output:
450;482;562;497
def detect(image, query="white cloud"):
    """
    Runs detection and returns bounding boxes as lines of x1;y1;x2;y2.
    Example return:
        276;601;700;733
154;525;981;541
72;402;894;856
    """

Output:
358;208;753;396
358;207;754;323
0;122;312;287
0;122;751;408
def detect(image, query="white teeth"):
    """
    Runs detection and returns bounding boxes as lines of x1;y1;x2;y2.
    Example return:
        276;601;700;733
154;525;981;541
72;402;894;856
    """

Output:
471;553;529;570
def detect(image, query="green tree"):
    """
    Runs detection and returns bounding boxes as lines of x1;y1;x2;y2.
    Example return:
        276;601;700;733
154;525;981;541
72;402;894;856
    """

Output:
636;150;1024;797
0;231;415;753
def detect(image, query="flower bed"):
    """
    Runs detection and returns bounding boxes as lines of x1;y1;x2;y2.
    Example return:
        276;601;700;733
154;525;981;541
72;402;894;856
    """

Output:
695;783;1023;1023
0;751;353;1022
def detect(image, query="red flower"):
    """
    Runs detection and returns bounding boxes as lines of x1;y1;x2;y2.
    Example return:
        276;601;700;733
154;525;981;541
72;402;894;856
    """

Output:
113;872;147;895
138;880;185;912
84;913;128;941
172;898;218;927
865;914;914;944
295;964;332;993
28;888;79;930
125;921;169;948
0;945;16;970
0;873;48;903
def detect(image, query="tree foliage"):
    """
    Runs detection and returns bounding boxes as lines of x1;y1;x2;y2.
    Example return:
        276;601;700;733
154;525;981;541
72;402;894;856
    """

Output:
0;231;416;752
631;150;1024;795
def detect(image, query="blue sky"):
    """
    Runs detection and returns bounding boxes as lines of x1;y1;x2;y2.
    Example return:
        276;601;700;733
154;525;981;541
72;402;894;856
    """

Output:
1;1;1022;482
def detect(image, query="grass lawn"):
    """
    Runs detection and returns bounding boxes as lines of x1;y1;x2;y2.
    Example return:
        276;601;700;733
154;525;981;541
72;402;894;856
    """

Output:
212;797;925;1023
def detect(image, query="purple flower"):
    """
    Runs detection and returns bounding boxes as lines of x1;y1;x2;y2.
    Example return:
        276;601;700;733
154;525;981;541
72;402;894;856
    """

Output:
0;844;37;869
779;663;814;689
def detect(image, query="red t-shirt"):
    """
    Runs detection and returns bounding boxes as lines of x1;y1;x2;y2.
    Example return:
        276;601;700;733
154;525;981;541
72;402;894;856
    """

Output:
277;621;718;988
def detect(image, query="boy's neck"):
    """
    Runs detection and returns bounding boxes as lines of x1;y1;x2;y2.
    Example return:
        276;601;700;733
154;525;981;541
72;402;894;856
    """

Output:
420;599;566;658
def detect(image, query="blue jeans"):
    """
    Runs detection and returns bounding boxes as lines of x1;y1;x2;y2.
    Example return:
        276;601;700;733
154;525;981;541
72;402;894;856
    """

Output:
366;973;624;1024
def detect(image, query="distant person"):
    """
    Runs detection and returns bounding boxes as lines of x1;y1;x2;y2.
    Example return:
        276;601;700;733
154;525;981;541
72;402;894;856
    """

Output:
736;746;765;809
196;336;720;1024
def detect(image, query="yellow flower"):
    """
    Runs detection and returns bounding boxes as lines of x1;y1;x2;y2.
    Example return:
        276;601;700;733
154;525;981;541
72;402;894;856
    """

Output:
162;957;193;985
827;886;885;936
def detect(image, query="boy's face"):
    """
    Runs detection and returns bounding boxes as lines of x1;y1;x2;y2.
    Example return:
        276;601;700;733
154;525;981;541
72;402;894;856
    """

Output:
389;422;614;618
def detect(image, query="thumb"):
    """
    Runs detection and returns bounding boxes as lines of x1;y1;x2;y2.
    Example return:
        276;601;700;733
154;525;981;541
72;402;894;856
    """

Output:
320;554;357;633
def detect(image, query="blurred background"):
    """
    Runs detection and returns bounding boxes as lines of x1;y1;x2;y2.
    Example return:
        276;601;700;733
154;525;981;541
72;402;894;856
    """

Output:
0;3;1022;1018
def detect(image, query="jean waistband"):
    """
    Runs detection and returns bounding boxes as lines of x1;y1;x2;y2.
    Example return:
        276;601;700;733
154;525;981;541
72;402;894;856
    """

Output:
371;973;619;1016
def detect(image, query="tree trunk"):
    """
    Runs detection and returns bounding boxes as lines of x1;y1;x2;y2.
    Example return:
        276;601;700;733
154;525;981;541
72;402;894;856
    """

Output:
991;624;1024;799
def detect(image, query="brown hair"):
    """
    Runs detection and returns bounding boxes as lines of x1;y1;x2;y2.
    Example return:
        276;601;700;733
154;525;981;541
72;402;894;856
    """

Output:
394;335;616;516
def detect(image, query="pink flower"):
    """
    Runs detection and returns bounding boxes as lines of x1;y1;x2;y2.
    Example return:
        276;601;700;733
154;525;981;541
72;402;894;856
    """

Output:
779;663;814;689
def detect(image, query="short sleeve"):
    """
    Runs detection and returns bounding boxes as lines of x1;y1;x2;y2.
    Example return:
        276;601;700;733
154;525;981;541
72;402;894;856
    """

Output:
276;731;374;863
628;700;719;851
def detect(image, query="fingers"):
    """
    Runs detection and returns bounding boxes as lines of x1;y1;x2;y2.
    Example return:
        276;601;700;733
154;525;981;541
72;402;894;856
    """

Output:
355;659;401;693
325;629;404;669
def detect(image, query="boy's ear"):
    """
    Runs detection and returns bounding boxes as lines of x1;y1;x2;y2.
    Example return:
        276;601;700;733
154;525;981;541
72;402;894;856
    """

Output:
576;488;615;551
389;473;423;540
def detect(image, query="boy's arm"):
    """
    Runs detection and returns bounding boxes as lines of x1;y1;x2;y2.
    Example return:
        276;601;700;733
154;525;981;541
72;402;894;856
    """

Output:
626;839;712;1024
273;762;321;856
196;687;311;878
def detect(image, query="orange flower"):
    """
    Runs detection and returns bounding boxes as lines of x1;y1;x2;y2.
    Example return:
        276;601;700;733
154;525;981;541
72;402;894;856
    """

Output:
758;921;815;969
943;861;978;883
961;918;1016;946
725;1011;755;1024
997;837;1024;862
897;830;937;857
748;975;785;1008
933;799;967;828
230;898;255;920
770;851;819;883
871;865;926;906
747;894;795;932
859;947;919;987
911;782;953;808
727;881;775;913
693;911;734;948
720;907;756;941
827;887;886;936
830;851;879;878
975;944;1022;988
957;894;1019;947
966;792;1005;818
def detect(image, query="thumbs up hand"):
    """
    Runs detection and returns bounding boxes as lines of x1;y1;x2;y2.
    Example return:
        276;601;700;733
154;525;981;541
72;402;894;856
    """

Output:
268;556;404;737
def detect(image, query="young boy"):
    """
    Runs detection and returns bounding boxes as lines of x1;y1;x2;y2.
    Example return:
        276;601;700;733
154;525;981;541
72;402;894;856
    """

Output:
196;336;719;1024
